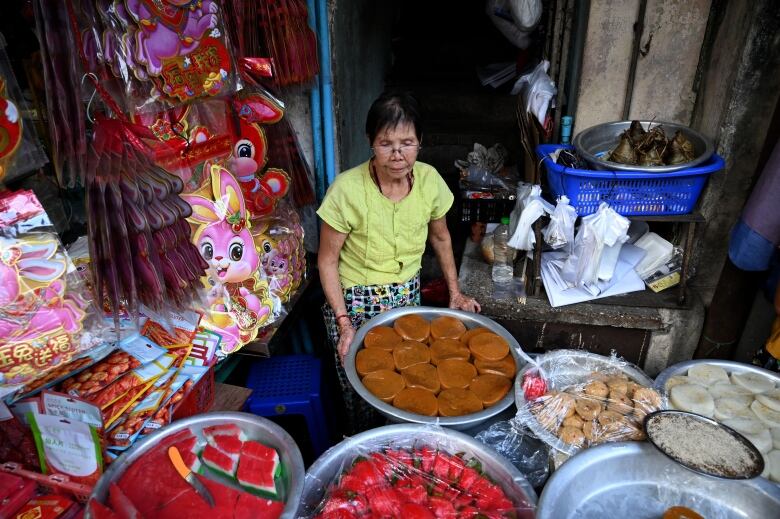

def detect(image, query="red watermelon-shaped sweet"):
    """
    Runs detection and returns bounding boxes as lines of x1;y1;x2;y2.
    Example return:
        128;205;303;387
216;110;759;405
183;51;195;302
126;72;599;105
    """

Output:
201;443;238;477
241;440;279;463
207;432;244;455
203;423;245;440
237;455;279;496
108;483;141;519
235;489;285;519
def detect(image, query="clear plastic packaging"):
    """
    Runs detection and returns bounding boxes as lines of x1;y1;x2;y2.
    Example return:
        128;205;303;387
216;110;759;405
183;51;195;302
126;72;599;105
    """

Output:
301;425;536;517
515;350;661;456
474;419;550;489
542;195;577;253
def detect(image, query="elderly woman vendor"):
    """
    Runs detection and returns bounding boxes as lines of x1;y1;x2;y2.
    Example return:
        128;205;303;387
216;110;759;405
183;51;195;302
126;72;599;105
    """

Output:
317;92;480;431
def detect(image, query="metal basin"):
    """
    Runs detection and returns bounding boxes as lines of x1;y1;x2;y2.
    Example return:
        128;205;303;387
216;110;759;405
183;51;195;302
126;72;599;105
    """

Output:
345;306;532;430
299;424;537;517
572;120;714;173
85;412;305;519
514;349;655;456
536;442;780;519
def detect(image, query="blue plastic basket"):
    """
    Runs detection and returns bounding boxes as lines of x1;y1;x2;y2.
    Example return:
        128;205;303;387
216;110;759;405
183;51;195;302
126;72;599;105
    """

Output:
537;144;724;216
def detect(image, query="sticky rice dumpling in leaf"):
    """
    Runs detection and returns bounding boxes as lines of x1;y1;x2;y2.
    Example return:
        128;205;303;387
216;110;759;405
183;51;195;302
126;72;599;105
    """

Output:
609;132;637;164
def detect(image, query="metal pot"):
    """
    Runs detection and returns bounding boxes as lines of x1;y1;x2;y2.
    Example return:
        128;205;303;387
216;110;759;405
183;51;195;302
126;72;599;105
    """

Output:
572;120;714;173
85;412;305;519
299;424;538;517
345;306;532;430
536;442;780;519
654;359;780;394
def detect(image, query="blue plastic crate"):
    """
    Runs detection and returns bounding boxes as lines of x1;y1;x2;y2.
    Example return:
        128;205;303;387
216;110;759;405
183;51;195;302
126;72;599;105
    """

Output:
536;144;724;216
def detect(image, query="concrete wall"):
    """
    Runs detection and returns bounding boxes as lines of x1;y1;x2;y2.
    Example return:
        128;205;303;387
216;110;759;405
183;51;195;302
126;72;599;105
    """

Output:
575;0;711;132
330;0;396;172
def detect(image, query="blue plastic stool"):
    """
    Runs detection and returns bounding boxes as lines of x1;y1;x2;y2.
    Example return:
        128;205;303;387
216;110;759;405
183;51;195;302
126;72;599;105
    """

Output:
245;355;331;457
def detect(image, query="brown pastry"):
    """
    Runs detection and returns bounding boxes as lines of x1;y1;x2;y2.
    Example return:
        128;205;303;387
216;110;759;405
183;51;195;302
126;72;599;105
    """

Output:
606;393;634;415
437;359;477;390
393;387;438;416
393;341;431;371
402;363;441;394
460;327;491;344
558;426;585;447
584;381;609;399
393;315;430;342
356;348;394;376
474;355;517;378
563;414;584;428
430;339;470;365
438;388;483;416
575;398;603;421
430;316;467;340
597;410;623;426
468;333;510;361
362;370;405;402
606;378;629;396
364;326;403;351
469;374;511;406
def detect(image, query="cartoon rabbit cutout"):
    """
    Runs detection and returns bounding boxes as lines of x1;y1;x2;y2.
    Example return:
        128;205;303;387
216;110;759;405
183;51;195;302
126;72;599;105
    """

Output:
0;238;86;342
182;164;273;351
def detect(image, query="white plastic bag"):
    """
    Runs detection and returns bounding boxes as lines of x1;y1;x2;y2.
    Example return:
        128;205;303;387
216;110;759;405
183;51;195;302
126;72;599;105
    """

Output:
560;203;630;288
486;0;537;49
509;0;543;31
542;196;577;253
508;185;552;250
511;60;557;125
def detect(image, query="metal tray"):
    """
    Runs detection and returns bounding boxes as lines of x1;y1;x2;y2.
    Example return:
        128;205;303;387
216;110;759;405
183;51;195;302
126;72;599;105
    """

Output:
536;441;780;519
299;424;537;517
514;349;655;456
572;120;714;173
85;412;305;519
345;306;532;430
654;359;780;395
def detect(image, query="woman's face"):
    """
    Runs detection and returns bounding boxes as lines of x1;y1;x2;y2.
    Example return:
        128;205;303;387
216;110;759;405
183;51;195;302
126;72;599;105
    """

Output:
371;122;420;181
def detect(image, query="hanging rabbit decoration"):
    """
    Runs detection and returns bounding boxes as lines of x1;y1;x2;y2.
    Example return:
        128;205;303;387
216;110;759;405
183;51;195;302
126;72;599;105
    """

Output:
0;238;87;342
182;163;274;353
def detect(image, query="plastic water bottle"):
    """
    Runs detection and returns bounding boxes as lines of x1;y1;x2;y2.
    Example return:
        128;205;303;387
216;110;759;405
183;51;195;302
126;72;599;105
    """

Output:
492;216;513;283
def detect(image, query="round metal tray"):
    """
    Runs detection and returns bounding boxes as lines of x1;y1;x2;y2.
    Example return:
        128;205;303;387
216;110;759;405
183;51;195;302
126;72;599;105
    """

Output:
654;359;780;395
536;442;780;519
299;424;537;517
85;412;305;519
572;120;714;173
514;349;655;456
345;306;532;430
644;410;764;480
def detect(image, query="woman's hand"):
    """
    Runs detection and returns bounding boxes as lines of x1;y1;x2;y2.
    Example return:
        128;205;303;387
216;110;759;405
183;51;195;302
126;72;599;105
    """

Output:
450;291;481;313
337;322;356;364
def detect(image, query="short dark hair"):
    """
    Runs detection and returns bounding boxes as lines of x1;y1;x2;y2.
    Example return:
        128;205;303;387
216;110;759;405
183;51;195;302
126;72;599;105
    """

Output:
365;92;423;143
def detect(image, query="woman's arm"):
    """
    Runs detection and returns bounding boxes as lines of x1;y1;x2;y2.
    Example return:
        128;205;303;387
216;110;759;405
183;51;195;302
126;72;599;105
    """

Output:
428;217;481;313
317;222;354;360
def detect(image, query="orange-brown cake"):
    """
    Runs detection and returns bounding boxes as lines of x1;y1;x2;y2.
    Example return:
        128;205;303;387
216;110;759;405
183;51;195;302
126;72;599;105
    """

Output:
393;387;438;416
430;316;467;340
362;369;406;402
469;332;510;361
469;374;512;406
430;339;470;365
393;341;431;371
393;315;431;342
438;388;483;416
401;363;441;394
474;354;517;378
460;327;491;344
356;348;394;376
437;359;477;390
364;326;403;351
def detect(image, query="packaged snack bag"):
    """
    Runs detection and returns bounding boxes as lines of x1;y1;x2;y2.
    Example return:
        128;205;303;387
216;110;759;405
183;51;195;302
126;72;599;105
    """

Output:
29;413;103;486
42;390;104;431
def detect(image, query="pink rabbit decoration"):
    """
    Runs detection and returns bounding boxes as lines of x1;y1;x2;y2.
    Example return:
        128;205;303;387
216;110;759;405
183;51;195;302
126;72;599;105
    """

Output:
0;239;86;342
125;0;219;76
182;164;272;350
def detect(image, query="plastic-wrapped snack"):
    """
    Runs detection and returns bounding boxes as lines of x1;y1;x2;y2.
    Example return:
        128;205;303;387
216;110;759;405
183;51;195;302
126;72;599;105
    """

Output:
0;190;104;393
516;350;661;456
301;425;536;518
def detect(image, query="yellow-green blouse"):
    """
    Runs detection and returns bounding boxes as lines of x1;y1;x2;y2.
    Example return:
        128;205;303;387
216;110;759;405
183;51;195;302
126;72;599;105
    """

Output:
317;160;454;288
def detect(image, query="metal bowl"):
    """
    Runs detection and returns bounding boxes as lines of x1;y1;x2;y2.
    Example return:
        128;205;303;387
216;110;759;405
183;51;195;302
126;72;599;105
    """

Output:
654;359;780;394
299;424;537;517
85;412;305;519
572;120;715;173
536;442;780;519
345;306;532;430
514;349;655;456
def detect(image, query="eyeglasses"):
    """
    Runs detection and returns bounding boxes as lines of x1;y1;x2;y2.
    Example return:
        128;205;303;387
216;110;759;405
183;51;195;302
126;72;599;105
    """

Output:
371;143;421;158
